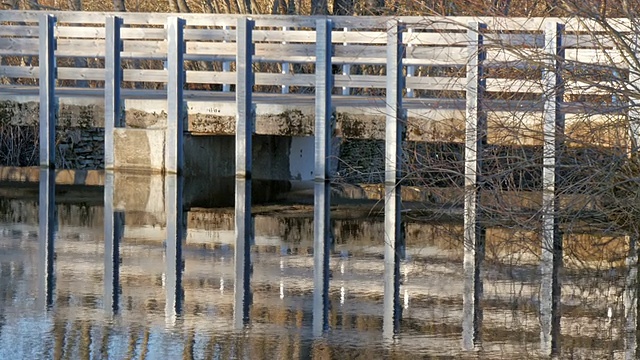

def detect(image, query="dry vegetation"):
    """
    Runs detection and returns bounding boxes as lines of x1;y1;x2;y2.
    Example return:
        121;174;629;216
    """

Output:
0;0;631;17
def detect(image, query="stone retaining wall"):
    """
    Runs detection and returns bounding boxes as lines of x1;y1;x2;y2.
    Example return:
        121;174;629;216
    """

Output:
57;128;104;169
0;125;105;169
0;100;106;169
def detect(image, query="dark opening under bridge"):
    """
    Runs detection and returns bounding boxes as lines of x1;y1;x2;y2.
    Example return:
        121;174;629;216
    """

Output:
2;10;640;357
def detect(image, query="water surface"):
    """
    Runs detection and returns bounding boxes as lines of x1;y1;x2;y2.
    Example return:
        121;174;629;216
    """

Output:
0;172;635;359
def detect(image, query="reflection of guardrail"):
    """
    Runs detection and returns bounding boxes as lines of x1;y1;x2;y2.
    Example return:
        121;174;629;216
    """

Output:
1;224;623;353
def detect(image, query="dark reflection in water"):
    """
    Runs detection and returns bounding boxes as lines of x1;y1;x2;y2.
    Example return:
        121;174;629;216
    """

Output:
383;184;403;343
540;201;563;356
0;173;639;358
234;178;252;329
103;172;123;315
165;174;185;324
38;169;56;310
313;180;331;337
462;226;484;352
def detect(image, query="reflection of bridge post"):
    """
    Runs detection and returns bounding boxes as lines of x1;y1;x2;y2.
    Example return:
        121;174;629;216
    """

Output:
38;169;56;310
103;172;124;315
234;17;254;329
164;14;187;325
383;19;404;341
234;179;252;328
312;18;333;338
165;175;185;325
625;234;639;359
462;21;487;351
540;22;564;357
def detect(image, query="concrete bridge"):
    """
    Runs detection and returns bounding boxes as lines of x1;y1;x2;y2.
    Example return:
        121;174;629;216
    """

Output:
0;11;636;177
2;10;640;357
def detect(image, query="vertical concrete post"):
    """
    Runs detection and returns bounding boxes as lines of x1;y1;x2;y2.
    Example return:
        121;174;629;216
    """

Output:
234;18;254;329
105;16;123;170
313;19;333;337
462;21;487;351
103;172;124;315
236;18;254;179
165;174;184;326
383;19;404;341
166;17;186;174
540;21;564;357
37;169;56;310
624;234;639;359
314;18;333;205
39;14;56;168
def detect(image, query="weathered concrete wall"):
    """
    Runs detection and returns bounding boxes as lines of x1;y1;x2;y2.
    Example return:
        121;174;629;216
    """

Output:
0;93;631;145
0;99;323;178
113;128;165;172
0;98;438;140
184;134;292;180
0;100;104;128
0;96;629;179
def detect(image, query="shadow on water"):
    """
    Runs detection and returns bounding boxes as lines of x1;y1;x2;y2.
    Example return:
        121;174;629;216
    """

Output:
0;172;638;358
0;175;293;210
184;176;293;208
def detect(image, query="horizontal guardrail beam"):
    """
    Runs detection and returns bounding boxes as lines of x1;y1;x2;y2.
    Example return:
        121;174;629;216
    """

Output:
0;11;633;31
0;12;632;115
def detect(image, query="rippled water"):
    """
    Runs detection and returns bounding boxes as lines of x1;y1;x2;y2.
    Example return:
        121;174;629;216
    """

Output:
0;171;637;359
